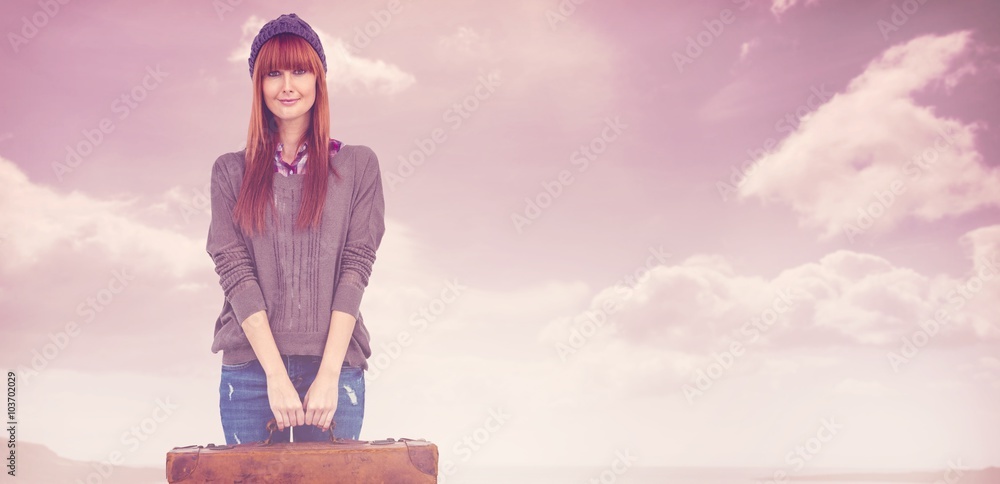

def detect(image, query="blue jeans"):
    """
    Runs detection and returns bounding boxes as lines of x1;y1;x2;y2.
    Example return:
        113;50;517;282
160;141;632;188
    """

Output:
219;355;365;444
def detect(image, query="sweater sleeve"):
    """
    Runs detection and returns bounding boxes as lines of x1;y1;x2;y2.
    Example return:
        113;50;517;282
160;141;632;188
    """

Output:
206;155;268;325
331;147;386;319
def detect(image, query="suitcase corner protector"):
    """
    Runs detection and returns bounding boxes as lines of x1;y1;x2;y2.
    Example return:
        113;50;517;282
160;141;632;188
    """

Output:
166;447;201;482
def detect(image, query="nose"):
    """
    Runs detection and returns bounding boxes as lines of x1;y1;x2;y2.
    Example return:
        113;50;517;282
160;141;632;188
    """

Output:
281;72;294;93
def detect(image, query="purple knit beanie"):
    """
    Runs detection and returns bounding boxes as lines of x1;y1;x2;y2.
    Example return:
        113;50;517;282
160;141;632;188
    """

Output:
248;13;327;78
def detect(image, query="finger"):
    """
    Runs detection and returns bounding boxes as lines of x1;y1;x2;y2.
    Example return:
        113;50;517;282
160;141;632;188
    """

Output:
274;411;285;431
284;403;298;427
321;411;334;432
293;406;306;427
304;405;317;427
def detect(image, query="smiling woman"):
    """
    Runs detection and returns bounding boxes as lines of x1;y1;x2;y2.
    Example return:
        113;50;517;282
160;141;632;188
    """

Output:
204;12;387;448
239;27;332;234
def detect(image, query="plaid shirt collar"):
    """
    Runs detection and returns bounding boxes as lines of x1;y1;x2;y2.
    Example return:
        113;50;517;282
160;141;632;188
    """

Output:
275;141;308;176
274;139;343;176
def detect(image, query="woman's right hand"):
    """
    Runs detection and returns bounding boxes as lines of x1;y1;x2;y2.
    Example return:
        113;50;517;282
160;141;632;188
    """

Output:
266;373;304;431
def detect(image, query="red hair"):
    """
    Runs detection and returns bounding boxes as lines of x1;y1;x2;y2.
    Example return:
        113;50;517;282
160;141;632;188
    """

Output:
234;33;340;236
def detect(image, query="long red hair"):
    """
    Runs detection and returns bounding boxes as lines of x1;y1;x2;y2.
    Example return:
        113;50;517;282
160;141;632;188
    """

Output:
234;33;340;236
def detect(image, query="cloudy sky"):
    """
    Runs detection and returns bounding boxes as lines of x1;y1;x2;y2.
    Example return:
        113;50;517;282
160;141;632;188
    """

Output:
2;0;999;480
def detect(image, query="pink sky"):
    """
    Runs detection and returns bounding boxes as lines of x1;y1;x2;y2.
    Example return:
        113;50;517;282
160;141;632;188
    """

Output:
2;0;1000;480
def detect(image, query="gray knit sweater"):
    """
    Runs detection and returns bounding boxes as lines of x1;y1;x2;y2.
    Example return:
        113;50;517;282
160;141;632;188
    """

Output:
207;143;385;370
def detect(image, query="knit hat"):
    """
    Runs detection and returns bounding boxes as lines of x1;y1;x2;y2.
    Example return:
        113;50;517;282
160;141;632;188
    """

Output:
248;13;327;78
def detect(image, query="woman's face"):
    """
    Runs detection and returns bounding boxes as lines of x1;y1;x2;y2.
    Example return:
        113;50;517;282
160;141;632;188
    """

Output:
261;68;317;127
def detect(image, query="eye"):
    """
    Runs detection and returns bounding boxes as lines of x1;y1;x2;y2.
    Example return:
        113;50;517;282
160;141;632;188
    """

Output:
267;70;280;77
294;69;307;75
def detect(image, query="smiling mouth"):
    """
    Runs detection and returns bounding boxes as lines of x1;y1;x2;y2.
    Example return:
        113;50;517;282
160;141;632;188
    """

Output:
279;99;299;104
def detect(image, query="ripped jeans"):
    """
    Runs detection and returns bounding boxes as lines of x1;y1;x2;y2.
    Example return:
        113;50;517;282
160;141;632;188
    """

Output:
219;354;365;445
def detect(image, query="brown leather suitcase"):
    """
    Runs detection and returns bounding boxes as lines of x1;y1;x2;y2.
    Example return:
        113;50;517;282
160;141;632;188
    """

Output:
166;419;438;483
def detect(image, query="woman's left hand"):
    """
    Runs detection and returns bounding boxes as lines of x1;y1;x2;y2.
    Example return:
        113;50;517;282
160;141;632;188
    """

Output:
303;373;340;431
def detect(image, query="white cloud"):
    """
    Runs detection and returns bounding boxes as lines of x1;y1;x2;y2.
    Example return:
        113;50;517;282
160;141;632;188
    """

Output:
539;225;1000;366
738;31;1000;239
0;156;206;278
438;26;491;57
226;15;272;66
229;15;416;96
739;38;760;62
523;223;1000;409
960;224;1000;269
771;0;820;18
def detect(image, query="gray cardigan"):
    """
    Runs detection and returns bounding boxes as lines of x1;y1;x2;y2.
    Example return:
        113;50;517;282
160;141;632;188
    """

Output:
206;143;385;370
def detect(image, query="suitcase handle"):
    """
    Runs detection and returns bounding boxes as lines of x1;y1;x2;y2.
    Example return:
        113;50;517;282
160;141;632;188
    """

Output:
262;417;337;445
259;418;414;446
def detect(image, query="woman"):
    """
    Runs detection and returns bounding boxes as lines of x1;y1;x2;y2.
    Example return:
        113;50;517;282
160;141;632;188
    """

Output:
206;12;386;445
